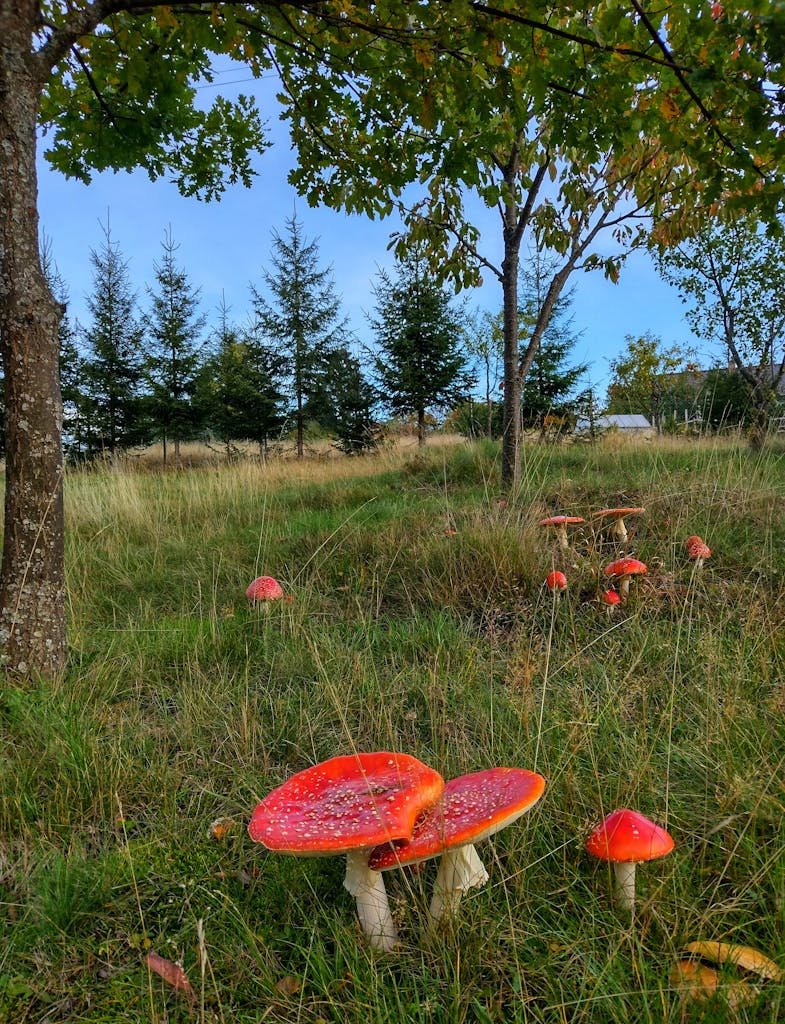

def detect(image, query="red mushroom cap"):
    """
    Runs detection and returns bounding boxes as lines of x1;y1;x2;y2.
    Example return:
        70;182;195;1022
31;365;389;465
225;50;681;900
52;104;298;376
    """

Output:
604;557;647;579
246;575;284;602
585;808;674;864
546;570;568;591
539;515;585;527
593;507;645;520
686;539;711;561
684;534;703;548
367;768;546;870
601;589;621;606
248;752;445;855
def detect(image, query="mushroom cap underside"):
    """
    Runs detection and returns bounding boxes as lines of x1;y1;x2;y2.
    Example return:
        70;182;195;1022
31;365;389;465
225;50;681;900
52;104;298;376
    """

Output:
249;752;445;854
585;807;674;863
368;767;546;870
593;507;645;519
539;515;585;526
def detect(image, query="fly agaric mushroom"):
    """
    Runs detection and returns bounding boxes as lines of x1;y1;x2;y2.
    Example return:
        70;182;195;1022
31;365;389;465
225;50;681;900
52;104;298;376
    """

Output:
593;507;645;544
539;515;585;552
601;589;621;614
246;575;284;604
585;807;674;913
603;557;647;602
685;536;711;569
545;570;568;594
248;752;444;952
368;767;546;931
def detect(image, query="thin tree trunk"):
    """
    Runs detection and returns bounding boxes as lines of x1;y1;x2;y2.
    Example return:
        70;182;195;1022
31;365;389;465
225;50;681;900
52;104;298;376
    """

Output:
417;408;426;446
0;1;67;678
500;237;521;487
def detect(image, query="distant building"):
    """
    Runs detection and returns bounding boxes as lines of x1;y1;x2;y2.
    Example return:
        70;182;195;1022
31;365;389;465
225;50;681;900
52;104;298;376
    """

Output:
575;413;653;434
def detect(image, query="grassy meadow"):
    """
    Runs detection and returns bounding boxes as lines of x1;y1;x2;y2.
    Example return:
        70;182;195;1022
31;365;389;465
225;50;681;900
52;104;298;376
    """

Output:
1;435;784;1023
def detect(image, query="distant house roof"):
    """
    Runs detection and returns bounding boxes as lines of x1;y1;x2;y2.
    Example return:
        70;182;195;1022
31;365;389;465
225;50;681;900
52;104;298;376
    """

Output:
576;414;652;431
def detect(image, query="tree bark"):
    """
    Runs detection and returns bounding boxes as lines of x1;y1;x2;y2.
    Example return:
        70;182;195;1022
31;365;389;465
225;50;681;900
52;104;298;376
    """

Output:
0;0;67;678
500;235;521;488
417;408;426;446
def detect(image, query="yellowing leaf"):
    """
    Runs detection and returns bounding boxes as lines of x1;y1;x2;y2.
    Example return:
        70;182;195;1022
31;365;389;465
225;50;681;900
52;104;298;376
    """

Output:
155;6;179;30
670;961;758;1008
682;942;784;982
208;817;236;841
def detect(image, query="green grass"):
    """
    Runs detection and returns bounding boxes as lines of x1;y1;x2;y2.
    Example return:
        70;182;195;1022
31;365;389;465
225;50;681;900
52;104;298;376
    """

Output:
2;436;784;1022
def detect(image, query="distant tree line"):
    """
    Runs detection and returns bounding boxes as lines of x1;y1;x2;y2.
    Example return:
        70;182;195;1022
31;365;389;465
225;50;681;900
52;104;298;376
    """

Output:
0;215;482;465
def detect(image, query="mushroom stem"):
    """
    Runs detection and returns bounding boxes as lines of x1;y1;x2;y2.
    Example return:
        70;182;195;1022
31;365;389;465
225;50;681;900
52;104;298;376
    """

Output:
343;850;399;952
555;525;570;551
427;844;489;929
618;575;631;601
612;518;628;543
612;861;636;912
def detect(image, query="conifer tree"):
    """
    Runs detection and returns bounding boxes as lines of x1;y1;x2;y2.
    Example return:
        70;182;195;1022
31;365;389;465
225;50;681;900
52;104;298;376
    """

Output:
144;227;207;466
81;219;146;457
200;296;287;456
250;214;349;458
330;346;379;454
371;248;474;446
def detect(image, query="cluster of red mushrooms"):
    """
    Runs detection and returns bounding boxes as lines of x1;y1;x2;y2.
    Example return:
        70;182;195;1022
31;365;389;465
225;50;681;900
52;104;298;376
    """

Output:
246;751;675;952
540;506;711;606
241;510;709;952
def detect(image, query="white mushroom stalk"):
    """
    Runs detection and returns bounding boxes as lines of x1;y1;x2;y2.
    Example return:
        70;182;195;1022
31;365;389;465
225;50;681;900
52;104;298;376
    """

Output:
343;850;399;952
427;843;489;928
611;861;637;913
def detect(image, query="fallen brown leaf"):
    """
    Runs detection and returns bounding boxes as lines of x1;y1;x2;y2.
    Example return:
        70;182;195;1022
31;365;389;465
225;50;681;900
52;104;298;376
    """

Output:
274;975;301;996
145;951;195;1002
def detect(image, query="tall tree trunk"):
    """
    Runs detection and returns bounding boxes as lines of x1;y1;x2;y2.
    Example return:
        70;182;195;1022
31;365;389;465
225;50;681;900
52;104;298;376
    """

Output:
500;237;520;488
417;408;425;446
0;1;67;678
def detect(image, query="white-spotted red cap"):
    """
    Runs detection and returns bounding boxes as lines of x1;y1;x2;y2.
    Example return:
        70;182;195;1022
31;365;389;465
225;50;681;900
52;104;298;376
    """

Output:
248;752;444;855
585;808;674;864
604;558;647;580
246;576;284;601
368;768;546;870
686;538;711;561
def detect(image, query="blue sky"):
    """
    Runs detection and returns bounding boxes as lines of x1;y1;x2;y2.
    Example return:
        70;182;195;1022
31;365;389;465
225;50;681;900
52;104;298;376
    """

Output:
36;69;707;399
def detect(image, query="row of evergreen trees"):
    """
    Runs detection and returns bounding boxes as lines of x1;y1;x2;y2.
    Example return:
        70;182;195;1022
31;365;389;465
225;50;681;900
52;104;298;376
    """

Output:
43;214;486;463
18;216;591;464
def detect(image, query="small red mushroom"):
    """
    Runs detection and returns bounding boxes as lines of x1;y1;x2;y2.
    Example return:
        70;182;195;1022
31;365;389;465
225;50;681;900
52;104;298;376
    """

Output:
684;536;711;569
545;570;568;594
601;589;621;614
593;507;645;544
248;752;444;951
369;767;546;930
246;575;284;604
539;515;585;552
604;557;647;602
585;808;674;912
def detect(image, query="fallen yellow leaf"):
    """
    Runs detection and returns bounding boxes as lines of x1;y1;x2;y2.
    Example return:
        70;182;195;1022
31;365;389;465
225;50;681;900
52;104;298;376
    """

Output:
682;941;784;982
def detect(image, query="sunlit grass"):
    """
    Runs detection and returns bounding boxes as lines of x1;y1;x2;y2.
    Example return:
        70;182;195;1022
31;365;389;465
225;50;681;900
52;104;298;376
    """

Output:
1;434;784;1022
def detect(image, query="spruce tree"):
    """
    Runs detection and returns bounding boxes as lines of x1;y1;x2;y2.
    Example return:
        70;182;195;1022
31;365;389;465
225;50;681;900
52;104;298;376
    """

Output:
250;214;348;458
330;346;379;454
371;247;474;445
200;296;287;456
144;227;207;466
81;219;146;457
